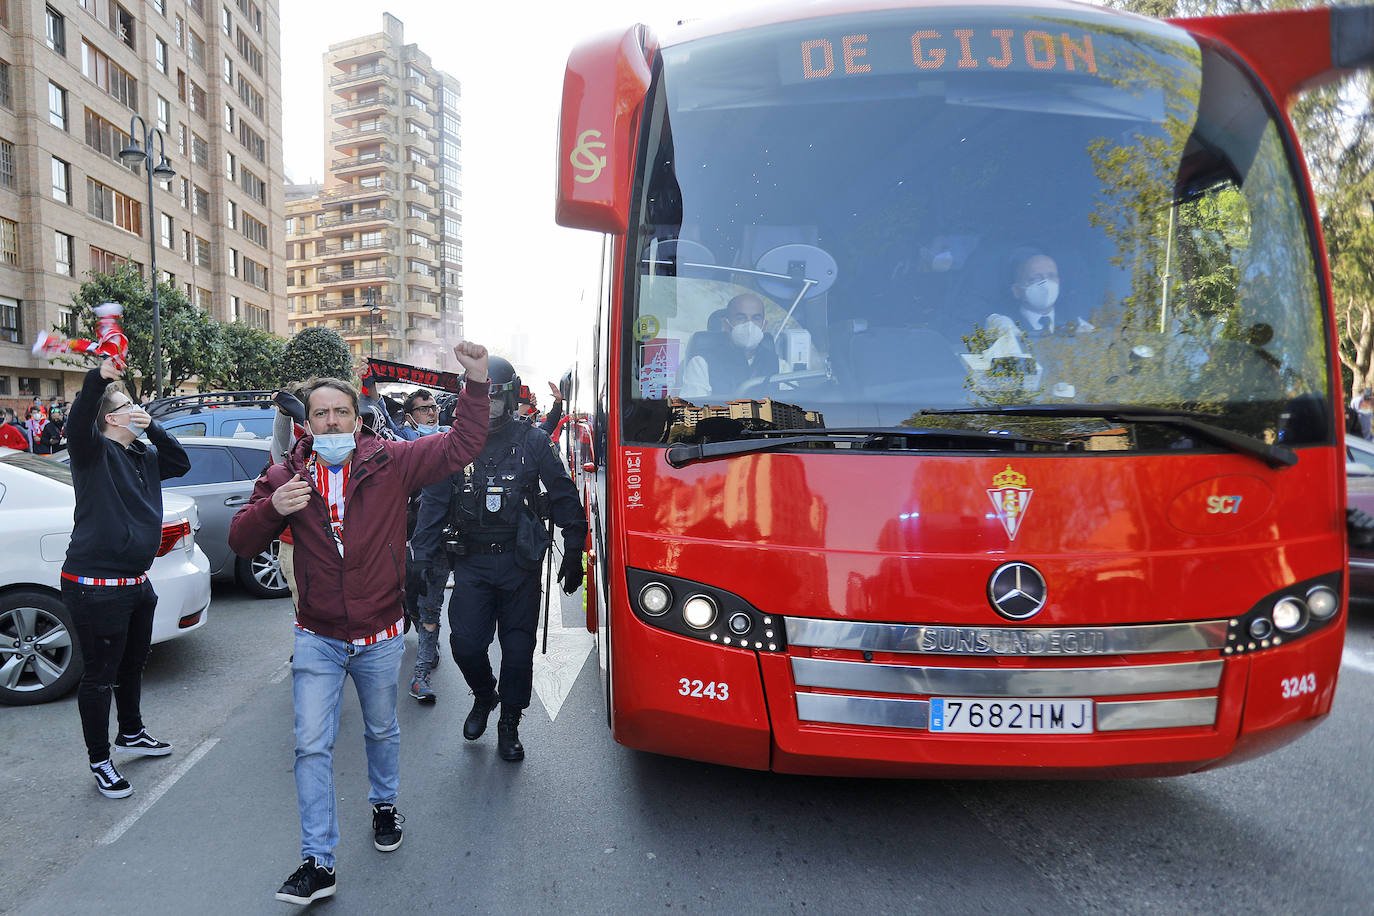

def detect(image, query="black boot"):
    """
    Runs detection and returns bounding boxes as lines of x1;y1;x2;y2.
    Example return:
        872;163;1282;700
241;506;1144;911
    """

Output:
462;688;500;741
497;705;524;762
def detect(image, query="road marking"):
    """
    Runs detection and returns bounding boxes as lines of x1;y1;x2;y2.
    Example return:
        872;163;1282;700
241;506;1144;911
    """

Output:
1341;647;1374;676
532;599;594;722
99;737;220;846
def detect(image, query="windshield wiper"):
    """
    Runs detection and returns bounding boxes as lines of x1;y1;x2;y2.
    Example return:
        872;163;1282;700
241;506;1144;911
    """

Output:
920;404;1297;469
664;426;1064;468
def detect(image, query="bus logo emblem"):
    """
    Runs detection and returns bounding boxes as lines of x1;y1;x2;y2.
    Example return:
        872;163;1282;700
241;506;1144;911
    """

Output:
987;562;1047;620
987;465;1032;540
571;129;607;184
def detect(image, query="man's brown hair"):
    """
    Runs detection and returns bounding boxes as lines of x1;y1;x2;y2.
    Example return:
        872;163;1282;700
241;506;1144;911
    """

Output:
95;381;131;433
302;377;359;418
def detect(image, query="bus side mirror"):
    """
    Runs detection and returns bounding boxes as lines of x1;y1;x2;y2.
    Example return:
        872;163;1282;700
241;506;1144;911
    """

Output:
556;25;656;234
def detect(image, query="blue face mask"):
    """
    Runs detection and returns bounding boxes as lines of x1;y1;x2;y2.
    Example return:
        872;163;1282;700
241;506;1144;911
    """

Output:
313;432;355;466
415;423;438;436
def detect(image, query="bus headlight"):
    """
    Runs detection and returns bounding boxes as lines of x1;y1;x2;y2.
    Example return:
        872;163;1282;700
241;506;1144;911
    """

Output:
1306;586;1338;621
683;595;717;629
639;583;672;617
1271;597;1306;633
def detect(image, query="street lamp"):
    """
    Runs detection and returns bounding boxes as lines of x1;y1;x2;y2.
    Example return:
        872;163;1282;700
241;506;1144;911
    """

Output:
366;286;381;359
118;116;176;397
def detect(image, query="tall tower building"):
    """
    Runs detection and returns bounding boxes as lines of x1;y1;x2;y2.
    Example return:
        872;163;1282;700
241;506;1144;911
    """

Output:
0;0;286;403
285;13;461;370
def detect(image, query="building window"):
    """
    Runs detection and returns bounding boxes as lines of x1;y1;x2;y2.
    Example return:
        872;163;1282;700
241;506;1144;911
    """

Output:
157;96;171;132
81;42;138;110
0;60;10;110
194;235;210;268
238;121;265;162
191;132;209;167
51;157;70;204
235;28;262;76
190;81;207;116
227;247;238;277
57;307;76;337
153;0;165;16
242;302;269;330
110;3;136;51
0;297;19;343
55;231;74;276
223;102;234;133
48;81;67;130
239;166;265;205
155;36;168;73
187;28;205;67
193;185;209;215
224;150;235;181
223;54;232;85
236;74;264;120
160;213;174;249
242;213;267;247
46;7;66;55
221;5;232;35
0;138;13;188
84;108;137;172
0;218;17;266
87;178;142;235
90;245;135;275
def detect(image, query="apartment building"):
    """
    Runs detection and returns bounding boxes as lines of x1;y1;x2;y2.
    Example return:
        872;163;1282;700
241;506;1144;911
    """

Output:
0;0;285;404
285;13;462;371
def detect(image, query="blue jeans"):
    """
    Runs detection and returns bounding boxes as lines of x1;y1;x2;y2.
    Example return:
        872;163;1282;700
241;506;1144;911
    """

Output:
291;627;403;868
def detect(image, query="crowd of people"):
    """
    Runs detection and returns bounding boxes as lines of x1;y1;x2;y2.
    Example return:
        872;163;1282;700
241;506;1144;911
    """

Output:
59;340;585;907
0;396;68;454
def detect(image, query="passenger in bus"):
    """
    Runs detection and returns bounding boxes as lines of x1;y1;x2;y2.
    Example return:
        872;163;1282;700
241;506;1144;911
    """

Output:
985;250;1094;341
678;294;787;400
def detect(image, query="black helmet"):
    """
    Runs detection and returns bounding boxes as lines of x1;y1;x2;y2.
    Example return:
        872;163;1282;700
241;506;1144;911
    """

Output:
484;356;521;428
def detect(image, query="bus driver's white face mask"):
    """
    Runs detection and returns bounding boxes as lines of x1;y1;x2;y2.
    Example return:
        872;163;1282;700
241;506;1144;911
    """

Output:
731;321;764;350
1022;278;1059;312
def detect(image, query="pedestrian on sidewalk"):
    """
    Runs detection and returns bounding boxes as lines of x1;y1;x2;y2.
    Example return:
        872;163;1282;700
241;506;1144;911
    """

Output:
229;342;490;907
62;356;190;799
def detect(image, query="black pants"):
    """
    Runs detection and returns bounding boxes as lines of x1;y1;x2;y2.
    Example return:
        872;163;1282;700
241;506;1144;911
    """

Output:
448;552;541;709
61;578;157;764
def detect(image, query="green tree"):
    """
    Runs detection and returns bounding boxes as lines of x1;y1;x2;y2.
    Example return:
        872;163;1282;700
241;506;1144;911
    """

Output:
279;326;354;385
1107;0;1374;393
65;264;228;400
204;322;287;391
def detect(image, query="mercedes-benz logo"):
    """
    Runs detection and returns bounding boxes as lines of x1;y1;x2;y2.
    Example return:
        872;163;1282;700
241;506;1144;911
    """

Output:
987;562;1047;620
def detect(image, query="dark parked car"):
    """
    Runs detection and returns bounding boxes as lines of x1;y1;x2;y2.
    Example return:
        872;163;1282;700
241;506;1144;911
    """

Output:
1349;475;1374;601
146;391;277;440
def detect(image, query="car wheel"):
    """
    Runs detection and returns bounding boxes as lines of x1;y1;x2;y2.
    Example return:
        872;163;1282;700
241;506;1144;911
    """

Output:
236;539;291;599
0;589;83;706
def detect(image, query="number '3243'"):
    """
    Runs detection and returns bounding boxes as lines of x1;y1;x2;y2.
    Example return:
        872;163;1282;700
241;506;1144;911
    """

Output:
1281;673;1317;698
678;678;729;701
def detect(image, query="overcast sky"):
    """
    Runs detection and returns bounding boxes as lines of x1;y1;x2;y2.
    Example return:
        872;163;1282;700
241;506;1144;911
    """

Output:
280;0;742;392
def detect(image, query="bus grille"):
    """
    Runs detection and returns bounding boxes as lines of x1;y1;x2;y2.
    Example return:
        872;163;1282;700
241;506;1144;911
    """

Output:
784;617;1229;733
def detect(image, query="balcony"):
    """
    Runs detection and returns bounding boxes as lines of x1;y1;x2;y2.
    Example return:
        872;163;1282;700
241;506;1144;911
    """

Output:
331;151;395;174
330;37;390;67
331;120;397;146
318;234;396;260
402;158;435;184
406;324;438;343
403;105;433;130
319;180;397;203
319;296;397;312
316;208;395;230
339;322;399;340
402;77;433;100
331;92;395;117
330;63;394;88
317;264;398;284
406;271;438;291
403;243;435;262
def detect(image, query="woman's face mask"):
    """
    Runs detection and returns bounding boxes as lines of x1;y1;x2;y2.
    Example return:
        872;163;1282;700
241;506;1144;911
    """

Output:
730;321;765;350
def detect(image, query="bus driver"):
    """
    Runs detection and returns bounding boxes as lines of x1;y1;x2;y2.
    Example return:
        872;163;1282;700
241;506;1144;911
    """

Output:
678;293;787;400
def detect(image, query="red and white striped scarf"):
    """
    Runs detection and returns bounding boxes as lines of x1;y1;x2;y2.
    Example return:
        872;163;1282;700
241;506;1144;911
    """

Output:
309;456;351;556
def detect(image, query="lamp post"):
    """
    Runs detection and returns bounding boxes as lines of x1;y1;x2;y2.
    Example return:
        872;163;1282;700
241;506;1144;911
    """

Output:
118;116;176;397
367;286;381;359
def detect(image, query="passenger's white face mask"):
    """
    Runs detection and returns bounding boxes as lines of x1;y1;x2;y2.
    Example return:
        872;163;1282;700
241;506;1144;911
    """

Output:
731;321;765;350
1022;278;1059;312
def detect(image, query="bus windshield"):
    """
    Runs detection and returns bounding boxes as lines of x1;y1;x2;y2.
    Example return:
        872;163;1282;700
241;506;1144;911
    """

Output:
626;8;1329;451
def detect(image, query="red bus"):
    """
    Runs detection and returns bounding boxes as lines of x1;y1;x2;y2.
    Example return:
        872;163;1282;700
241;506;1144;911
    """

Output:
555;1;1374;777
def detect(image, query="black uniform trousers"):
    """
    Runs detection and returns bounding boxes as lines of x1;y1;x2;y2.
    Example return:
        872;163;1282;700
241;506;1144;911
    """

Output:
61;578;157;763
447;551;541;709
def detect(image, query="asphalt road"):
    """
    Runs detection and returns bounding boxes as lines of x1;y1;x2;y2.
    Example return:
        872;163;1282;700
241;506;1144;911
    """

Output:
3;584;1373;915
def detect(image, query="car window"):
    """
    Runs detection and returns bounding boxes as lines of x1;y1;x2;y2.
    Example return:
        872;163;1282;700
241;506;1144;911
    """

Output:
177;445;236;486
228;446;270;480
167;420;208;436
221;416;272;439
0;450;74;485
1349;443;1374;472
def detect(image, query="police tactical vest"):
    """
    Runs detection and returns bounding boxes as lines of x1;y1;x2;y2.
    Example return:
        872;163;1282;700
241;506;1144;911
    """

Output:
450;426;535;540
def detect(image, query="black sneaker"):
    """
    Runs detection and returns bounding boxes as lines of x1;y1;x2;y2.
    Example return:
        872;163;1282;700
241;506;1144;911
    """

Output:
275;857;336;905
114;729;172;757
90;758;133;799
372;803;404;852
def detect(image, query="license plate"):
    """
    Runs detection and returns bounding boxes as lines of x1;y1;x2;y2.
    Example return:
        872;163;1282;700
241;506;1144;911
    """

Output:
929;697;1094;734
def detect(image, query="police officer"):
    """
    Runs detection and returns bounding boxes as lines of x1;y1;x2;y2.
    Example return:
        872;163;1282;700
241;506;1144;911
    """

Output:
412;357;586;760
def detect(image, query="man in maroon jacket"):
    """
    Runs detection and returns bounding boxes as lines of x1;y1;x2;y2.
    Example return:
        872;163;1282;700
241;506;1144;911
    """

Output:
229;341;490;907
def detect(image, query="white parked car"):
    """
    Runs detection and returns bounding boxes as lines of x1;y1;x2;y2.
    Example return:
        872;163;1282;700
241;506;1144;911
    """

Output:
0;447;211;705
1347;434;1374;477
